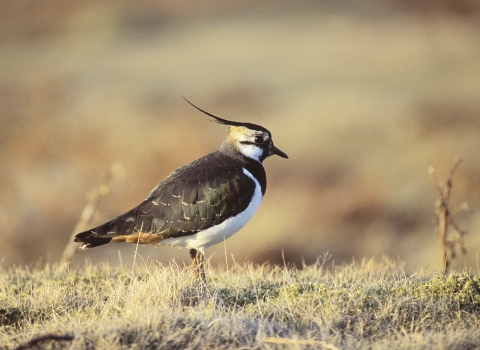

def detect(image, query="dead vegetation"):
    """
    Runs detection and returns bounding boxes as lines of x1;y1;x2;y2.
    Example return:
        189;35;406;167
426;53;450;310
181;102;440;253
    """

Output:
429;158;469;275
13;334;74;350
61;163;124;264
1;259;479;349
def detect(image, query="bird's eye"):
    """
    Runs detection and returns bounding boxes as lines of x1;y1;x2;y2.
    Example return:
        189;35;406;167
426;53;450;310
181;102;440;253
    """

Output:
254;135;264;144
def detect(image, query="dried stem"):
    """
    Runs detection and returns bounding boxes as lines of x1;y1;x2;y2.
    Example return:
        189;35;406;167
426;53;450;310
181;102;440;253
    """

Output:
14;334;74;350
262;337;340;349
429;158;468;275
60;162;124;264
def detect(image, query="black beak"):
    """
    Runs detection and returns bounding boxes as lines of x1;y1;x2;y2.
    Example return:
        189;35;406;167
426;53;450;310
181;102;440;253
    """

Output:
272;145;288;159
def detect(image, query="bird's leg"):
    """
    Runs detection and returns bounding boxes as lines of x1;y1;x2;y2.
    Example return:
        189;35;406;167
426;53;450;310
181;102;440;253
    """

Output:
189;248;206;283
196;250;206;284
189;248;196;263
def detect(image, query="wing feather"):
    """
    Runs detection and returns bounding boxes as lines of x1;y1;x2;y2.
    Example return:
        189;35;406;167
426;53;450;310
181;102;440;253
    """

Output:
74;151;262;247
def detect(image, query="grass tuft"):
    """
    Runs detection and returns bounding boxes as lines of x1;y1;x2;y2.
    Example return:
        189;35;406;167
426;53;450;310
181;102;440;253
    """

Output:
1;259;479;349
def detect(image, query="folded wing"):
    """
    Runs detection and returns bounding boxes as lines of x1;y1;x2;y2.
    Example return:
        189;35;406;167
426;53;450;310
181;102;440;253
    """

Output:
74;153;256;248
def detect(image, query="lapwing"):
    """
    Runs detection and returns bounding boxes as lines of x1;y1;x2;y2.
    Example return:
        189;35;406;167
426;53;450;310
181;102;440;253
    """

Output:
74;98;288;282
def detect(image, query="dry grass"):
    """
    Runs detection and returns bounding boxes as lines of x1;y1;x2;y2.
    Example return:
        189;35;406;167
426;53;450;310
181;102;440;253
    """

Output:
1;258;479;349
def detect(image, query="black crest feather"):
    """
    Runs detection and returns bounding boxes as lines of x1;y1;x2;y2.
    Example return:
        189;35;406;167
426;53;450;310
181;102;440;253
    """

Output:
183;97;269;133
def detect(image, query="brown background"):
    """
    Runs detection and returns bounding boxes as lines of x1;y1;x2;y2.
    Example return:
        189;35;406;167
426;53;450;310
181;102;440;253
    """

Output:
1;0;480;272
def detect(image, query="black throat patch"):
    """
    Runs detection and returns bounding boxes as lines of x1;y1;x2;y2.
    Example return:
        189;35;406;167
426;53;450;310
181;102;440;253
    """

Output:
243;160;267;195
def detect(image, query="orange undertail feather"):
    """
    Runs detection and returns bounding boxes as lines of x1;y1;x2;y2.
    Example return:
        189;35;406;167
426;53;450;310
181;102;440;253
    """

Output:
110;232;165;245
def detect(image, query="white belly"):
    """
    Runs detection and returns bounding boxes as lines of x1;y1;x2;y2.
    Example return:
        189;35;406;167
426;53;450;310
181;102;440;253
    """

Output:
161;168;263;250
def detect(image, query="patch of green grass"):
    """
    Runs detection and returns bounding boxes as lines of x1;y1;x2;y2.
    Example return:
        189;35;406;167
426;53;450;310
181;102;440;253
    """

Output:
1;259;479;349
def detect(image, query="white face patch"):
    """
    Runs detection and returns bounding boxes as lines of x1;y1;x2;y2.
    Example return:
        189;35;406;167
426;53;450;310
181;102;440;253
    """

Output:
237;142;263;162
160;167;263;250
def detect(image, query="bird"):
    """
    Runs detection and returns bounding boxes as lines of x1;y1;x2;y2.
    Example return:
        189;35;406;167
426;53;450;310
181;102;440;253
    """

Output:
74;98;288;282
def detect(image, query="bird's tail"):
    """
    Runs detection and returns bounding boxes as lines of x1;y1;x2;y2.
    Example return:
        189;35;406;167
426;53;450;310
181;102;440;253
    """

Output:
73;218;124;248
74;229;113;249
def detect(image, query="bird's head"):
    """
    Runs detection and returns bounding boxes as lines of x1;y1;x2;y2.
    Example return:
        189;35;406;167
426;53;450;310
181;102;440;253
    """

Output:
184;98;288;163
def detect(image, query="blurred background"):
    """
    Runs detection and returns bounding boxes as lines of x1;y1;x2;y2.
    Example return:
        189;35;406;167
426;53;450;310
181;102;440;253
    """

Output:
1;0;480;272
